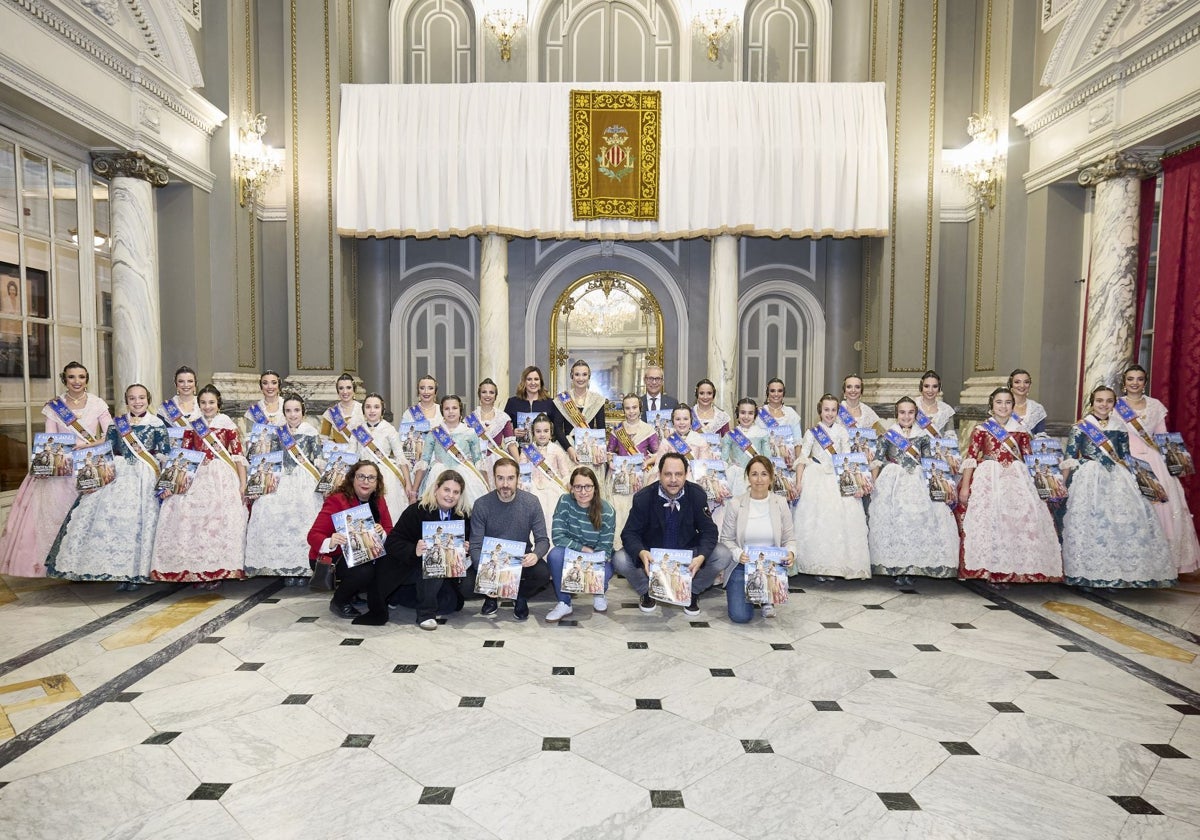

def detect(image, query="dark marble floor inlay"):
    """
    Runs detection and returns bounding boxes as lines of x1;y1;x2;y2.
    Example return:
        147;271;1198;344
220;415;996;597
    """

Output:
188;783;232;801
914;644;940;652
483;640;505;648
558;620;579;626
236;662;264;671
1142;743;1189;758
142;731;182;745
989;701;1023;713
741;739;773;753
552;667;575;676
878;792;921;811
952;623;976;630
282;694;313;705
621;602;640;609
627;642;649;650
689;621;710;628
110;692;141;703
542;737;571;751
393;664;418;673
459;696;486;708
899;589;918;594
296;616;319;623
771;643;794;651
650;790;685;808
198;637;223;644
1169;704;1200;715
984;604;1007;610
1027;670;1058;680
863;604;885;610
340;638;364;646
812;700;842;711
1110;796;1163;815
419;786;455;805
1058;644;1086;652
710;668;735;677
262;597;281;604
940;741;979;756
341;734;374;748
636;698;663;710
820;622;843;629
788;587;806;594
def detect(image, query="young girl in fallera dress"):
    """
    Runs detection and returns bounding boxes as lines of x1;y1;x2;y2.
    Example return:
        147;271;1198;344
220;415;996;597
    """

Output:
722;398;771;499
691;378;731;436
244;393;324;585
868;396;959;585
958;387;1062;585
151;384;248;588
352;393;412;516
471;378;519;485
320;372;363;444
241;369;286;435
412;394;489;506
755;378;804;449
839;374;884;434
406;374;443;427
659;405;713;463
158;366;202;427
0;361;113;578
1008;369;1048;435
1120;365;1200;575
793;394;871;581
520;414;572;528
46;384;171;589
1060;386;1175;589
605;394;660;541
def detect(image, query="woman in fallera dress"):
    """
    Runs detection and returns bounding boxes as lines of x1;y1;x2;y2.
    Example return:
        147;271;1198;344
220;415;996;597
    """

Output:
319;372;363;443
241;369;286;434
47;383;171;589
503;365;556;446
839;374;884;433
405;374;443;427
519;414;571;528
958;387;1062;585
351;393;412;515
471;378;519;484
868;396;959;585
412;394;489;506
914;369;957;436
605;394;660;540
1061;386;1174;589
722;398;771;498
691;378;731;436
244;393;324;585
1008;369;1048;435
158;365;202;427
1120;364;1200;575
556;359;608;464
151;384;248;587
792;394;871;581
0;361;113;578
755;378;804;446
659;405;713;462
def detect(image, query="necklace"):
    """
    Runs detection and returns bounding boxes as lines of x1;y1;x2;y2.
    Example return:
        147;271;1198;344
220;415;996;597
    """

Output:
65;392;87;406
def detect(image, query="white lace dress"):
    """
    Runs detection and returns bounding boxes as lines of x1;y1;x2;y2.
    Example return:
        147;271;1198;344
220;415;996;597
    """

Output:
244;423;324;578
352;419;411;518
792;423;871;579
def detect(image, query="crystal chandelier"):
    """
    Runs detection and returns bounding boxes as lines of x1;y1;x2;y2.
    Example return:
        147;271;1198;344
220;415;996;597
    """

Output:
943;113;1005;212
483;4;526;62
693;3;740;62
233;113;284;209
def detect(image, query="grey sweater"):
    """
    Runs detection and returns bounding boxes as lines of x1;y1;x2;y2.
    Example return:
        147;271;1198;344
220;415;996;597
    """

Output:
467;489;550;568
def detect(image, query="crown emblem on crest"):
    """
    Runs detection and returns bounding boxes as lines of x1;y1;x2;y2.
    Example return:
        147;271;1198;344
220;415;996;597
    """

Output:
597;124;635;181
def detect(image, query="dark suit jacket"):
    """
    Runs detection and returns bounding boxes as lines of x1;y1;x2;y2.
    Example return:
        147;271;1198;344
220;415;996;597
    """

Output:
639;393;679;414
620;480;717;561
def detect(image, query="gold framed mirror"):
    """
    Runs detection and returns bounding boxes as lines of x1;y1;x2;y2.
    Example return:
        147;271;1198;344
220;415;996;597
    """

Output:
549;271;664;420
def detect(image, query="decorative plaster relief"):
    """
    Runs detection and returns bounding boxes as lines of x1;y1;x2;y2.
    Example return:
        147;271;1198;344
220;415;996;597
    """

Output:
1140;0;1185;26
80;0;118;25
1087;99;1114;132
137;99;161;132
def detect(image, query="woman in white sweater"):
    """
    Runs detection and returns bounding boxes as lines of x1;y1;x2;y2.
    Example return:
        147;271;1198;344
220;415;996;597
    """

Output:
720;455;797;623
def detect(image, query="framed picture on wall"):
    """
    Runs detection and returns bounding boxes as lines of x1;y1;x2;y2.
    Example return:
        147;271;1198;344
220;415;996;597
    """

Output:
0;261;50;379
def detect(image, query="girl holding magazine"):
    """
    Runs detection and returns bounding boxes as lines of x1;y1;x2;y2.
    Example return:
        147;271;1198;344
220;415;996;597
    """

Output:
406;374;443;427
351;393;412;517
244;393;324;585
319;372;363;443
47;383;171;589
158;365;202;427
520;414;572;527
914;370;956;436
839;374;884;434
722;398;771;499
691;379;731;436
412;395;489;506
556;359;608;463
605;394;660;540
0;361;112;578
151;384;248;588
471;378;520;485
241;369;286;435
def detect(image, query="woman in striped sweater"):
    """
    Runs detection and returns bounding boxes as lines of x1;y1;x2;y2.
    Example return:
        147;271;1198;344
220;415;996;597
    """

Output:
544;466;616;621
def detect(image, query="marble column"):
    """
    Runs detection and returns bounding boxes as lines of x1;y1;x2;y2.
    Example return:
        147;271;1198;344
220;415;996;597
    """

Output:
620;348;634;396
707;235;739;412
1077;153;1161;393
91;151;169;406
479;234;510;394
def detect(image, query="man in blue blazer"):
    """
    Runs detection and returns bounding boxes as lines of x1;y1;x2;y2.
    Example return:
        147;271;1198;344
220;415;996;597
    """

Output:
613;452;733;615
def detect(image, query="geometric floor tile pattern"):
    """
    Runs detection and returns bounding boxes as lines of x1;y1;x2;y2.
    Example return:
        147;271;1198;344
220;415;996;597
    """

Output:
1;573;1199;839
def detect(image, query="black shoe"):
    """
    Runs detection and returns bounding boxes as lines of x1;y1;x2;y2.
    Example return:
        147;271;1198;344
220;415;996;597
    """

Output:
514;597;529;621
683;595;700;617
330;600;361;619
480;597;499;618
638;592;656;613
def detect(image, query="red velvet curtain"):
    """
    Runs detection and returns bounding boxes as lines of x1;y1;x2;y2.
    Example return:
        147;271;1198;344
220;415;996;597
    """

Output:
1152;145;1200;523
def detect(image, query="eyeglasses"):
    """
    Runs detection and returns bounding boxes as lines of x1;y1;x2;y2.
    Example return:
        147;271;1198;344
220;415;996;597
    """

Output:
645;376;663;381
571;484;595;492
354;474;378;483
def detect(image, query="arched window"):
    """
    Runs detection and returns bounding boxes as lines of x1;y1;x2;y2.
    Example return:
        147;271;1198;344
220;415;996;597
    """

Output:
539;0;679;82
403;0;475;83
390;281;477;408
739;281;825;421
743;0;815;82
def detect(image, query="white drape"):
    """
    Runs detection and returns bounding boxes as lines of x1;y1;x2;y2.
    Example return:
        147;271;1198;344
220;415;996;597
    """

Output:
337;82;890;240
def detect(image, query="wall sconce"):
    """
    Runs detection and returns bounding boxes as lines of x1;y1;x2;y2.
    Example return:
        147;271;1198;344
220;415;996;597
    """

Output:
693;3;740;62
943;113;1004;212
483;5;525;62
233;113;284;209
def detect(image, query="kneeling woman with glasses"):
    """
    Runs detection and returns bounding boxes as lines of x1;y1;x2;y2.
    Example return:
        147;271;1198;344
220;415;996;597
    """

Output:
545;467;616;621
307;460;394;619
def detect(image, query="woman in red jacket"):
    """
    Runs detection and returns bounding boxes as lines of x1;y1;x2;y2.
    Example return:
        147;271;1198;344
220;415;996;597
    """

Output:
307;460;394;619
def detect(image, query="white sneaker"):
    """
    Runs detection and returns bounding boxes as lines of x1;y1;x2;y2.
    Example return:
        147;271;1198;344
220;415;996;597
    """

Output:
761;604;776;618
545;601;574;622
593;594;608;613
418;618;437;631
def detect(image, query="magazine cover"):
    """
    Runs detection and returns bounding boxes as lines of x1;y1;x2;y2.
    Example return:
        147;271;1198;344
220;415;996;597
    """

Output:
246;451;284;499
157;447;205;495
572;428;607;466
769;456;798;503
422;519;466;579
1130;457;1169;503
1029;438;1063;456
475;536;525;598
316;444;357;495
1025;454;1067;501
560;550;607;595
848;428;878;456
922;457;958;505
691;458;732;505
743;546;790;606
645;409;672;441
610;453;646;496
930;435;962;474
72;440;116;492
1156;432;1196;477
648;548;693;606
246;423;278;457
834;451;873;496
332;503;385;568
518;460;533;492
702;431;722;451
30;432;77;477
515;412;540;442
398;419;431;464
767;427;795;466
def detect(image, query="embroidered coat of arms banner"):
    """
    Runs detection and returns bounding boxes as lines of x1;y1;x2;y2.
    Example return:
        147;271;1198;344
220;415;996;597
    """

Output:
570;90;661;221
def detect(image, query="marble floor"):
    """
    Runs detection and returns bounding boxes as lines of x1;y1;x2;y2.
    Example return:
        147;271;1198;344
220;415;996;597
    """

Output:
1;571;1199;840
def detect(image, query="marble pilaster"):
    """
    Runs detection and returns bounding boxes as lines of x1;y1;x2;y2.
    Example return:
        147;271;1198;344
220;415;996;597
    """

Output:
479;234;510;394
707;236;739;413
1077;153;1161;393
91;152;169;406
620;349;635;396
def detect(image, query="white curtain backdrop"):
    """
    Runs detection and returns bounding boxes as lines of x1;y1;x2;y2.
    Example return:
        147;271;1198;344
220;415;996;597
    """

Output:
337;82;890;240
